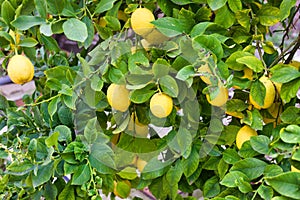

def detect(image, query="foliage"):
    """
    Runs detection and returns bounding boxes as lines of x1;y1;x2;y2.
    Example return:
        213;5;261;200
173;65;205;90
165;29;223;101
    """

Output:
0;0;300;199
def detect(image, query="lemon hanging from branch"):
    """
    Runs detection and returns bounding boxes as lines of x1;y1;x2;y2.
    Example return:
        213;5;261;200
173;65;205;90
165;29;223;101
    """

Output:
150;92;173;118
131;7;155;37
236;125;258;149
7;54;34;85
107;83;131;112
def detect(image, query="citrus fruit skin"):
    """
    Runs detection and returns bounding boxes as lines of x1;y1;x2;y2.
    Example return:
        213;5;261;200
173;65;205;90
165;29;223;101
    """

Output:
150;93;173;118
291;165;300;172
7;55;34;85
136;158;147;172
127;114;148;137
242;67;253;80
249;76;275;109
236;125;258;149
131;8;155;36
263;102;282;125
198;64;212;84
107;84;131;112
206;84;228;107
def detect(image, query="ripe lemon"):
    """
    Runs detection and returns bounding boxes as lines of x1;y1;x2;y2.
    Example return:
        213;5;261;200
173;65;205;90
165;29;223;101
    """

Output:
131;7;155;36
236;125;258;149
249;76;275;109
136;158;147;172
107;84;131;112
7;55;34;85
127;114;149;137
206;84;228;107
242;67;253;80
263;102;282;125
144;29;169;45
150;93;173;118
291;165;300;172
198;63;212;84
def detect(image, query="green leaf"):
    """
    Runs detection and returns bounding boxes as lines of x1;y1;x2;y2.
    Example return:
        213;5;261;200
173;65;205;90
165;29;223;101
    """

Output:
176;65;195;81
54;125;72;143
32;161;54;187
258;185;273;200
203;176;220;198
95;0;117;14
279;0;297;20
71;164;91;185
11;16;45;30
207;0;227;11
280;106;300;125
280;125;300;144
1;1;15;25
63;18;88;42
193;35;223;60
223;148;241;164
166;160;183;186
58;183;75;200
44;182;58;200
34;0;47;18
236;56;264;72
220;171;249;187
235;9;251;31
182;147;199;177
250;135;270;154
159;75;179;98
228;0;242;13
40;35;60;52
153;58;170;78
225;51;253;70
90;75;104;92
270;66;300;83
218;158;229;179
82;16;95;49
130;86;156;104
47;0;65;14
215;5;235;29
169;128;193;158
48;96;60;120
257;5;281;26
89;143;116;174
19;37;39;47
265;172;300;199
115;181;131;199
84;117;99;144
6;160;34;176
45;132;59;148
236;178;252;193
292;150;300;162
250;80;266;108
152;17;194;37
230;158;267;180
264;165;283;178
117;167;138;180
280;78;300;103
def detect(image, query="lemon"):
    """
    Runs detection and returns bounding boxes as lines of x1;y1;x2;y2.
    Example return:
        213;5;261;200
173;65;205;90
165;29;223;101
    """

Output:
144;29;169;45
7;55;34;85
107;84;131;112
236;125;258;149
249;76;275;109
198;63;212;84
131;8;155;36
291;165;300;172
113;180;131;198
150;93;173;118
127;114;149;137
242;67;253;80
206;84;228;107
136;158;147;172
263;102;282;125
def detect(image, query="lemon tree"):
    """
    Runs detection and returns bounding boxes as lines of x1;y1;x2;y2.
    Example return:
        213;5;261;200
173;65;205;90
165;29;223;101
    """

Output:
0;0;300;200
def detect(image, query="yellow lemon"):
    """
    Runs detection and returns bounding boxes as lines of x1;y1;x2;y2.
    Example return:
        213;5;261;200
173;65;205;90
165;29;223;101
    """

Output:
249;76;275;109
144;28;169;45
236;125;258;149
150;93;173;118
7;55;34;85
198;63;212;84
242;67;253;80
206;84;228;107
291;165;300;172
131;8;155;36
290;60;300;69
127;114;149;137
107;84;131;112
136;158;147;172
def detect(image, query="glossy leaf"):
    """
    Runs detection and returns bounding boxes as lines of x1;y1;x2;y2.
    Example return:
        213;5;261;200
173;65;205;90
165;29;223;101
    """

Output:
63;18;88;42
